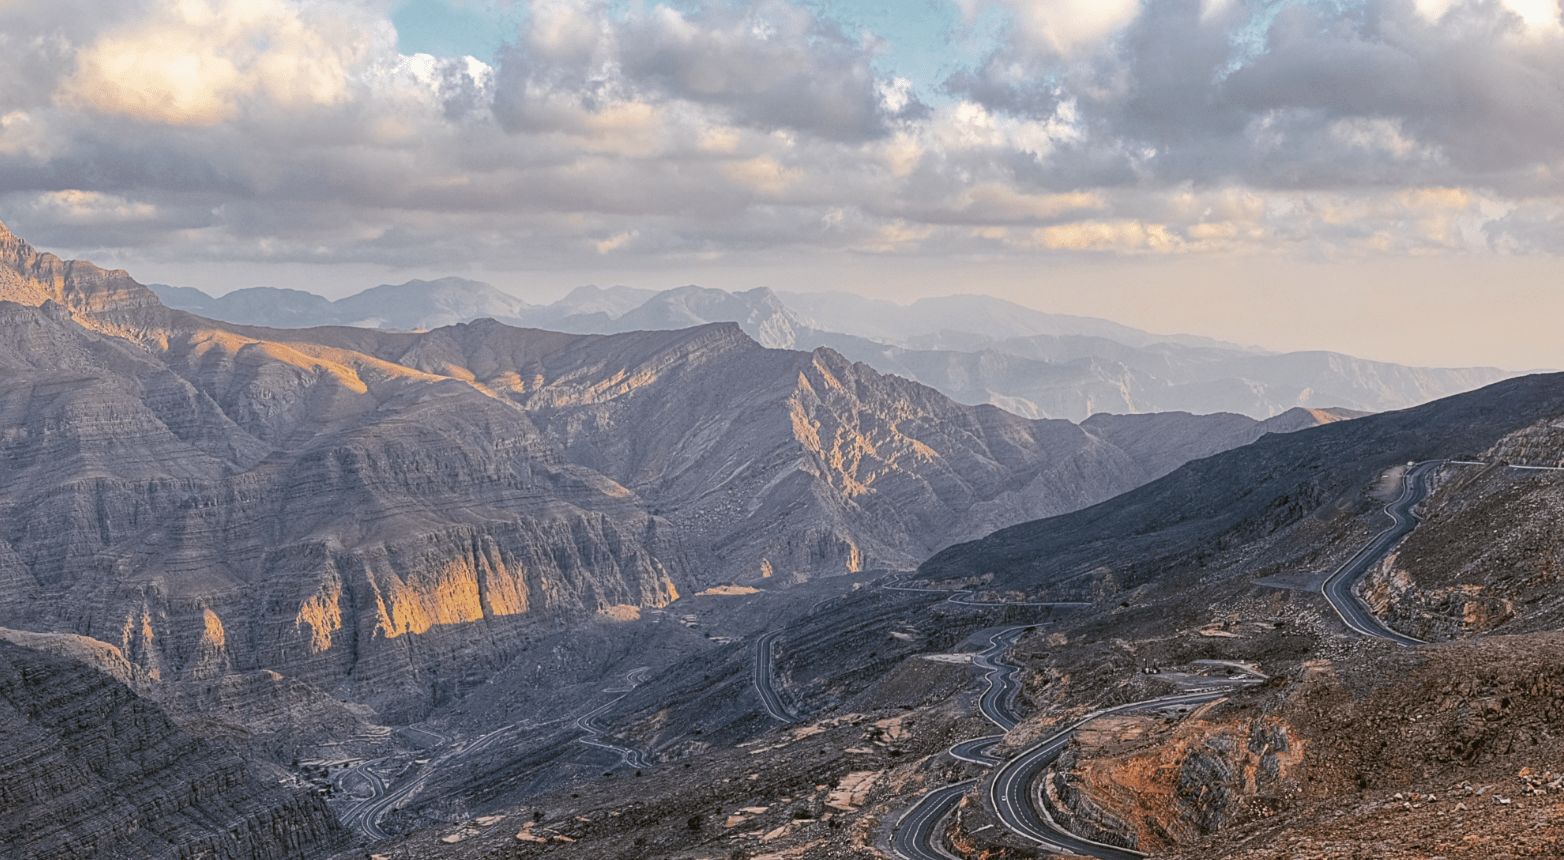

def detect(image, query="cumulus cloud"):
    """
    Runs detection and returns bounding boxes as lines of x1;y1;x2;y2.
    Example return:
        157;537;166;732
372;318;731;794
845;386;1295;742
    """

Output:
56;0;379;125
1008;0;1143;56
954;0;1564;193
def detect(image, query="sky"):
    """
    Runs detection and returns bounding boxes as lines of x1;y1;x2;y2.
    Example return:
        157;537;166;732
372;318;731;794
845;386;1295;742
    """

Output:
2;0;1564;369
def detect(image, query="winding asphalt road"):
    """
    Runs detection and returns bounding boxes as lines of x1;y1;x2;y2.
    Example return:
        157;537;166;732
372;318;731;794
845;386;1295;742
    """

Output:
947;736;1002;766
891;459;1444;858
576;667;654;769
754;630;798;722
889;625;1031;859
984;688;1242;860
890;779;976;860
340;668;654;841
335;762;390;839
343;758;409;842
347;722;523;841
972;627;1029;732
1320;460;1440;647
892;642;1258;860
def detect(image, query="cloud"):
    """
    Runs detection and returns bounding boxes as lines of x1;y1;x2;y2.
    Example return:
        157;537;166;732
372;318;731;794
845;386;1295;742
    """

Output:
491;0;906;143
949;0;1564;194
1035;219;1175;252
3;0;1564;277
56;0;380;125
1008;0;1142;56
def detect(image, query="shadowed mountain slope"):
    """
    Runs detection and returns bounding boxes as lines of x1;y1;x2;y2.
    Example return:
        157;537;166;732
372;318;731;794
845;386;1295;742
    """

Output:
0;639;344;860
920;372;1564;596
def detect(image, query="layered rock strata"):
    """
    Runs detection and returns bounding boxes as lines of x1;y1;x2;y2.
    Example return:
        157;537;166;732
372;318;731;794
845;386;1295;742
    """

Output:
0;639;344;859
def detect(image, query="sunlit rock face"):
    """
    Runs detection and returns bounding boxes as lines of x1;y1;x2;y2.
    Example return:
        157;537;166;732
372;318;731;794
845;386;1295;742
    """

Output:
0;220;1332;718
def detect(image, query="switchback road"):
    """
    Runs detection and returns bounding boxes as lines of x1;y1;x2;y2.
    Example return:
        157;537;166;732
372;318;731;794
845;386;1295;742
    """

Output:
973;627;1028;732
342;669;652;841
892;671;1257;860
947;736;1001;766
1320;460;1440;646
890;780;976;860
985;687;1246;859
754;630;798;722
576;667;653;769
890;624;1029;858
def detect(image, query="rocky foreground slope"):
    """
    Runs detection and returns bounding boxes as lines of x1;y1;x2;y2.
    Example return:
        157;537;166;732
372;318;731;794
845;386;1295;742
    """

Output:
0;638;343;860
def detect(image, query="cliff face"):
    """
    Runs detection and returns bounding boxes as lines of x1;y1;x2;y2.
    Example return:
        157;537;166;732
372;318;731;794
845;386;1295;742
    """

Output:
0;639;344;859
0;296;683;718
349;318;1151;576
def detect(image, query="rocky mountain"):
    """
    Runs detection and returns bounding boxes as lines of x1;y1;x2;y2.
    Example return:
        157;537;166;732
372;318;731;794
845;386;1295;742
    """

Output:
149;276;532;330
877;371;1564;860
18;218;1562;860
152;278;1518;421
0;638;343;860
43;215;1563;860
800;332;1515;421
777;290;1247;350
0;219;1334;727
1355;418;1564;640
1081;406;1365;481
372;371;1564;860
518;284;657;331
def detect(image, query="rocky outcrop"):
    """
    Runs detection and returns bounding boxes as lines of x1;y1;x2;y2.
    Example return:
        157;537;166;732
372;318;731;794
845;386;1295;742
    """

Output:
1362;424;1564;637
0;639;344;859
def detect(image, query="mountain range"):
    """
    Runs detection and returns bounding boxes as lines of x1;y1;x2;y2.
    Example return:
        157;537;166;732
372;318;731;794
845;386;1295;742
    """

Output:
150;280;1517;422
7;218;1564;860
0;219;1343;722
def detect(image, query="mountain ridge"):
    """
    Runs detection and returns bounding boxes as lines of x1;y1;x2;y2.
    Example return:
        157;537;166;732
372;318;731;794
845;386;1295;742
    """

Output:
149;275;1516;421
918;370;1564;596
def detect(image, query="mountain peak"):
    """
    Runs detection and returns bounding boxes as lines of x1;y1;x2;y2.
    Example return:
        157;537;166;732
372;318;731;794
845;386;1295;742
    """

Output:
0;218;164;325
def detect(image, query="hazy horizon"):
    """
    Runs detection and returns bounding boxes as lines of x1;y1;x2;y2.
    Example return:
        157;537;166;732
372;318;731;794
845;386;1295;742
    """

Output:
121;253;1552;371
